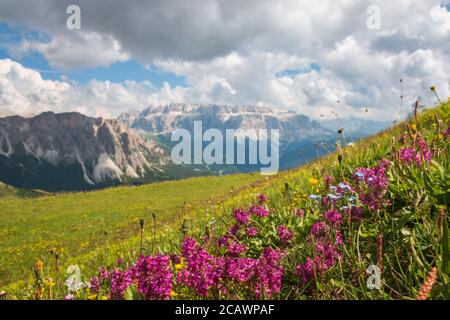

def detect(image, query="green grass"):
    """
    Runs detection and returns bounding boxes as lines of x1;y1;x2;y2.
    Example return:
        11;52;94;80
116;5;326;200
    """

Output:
0;173;264;287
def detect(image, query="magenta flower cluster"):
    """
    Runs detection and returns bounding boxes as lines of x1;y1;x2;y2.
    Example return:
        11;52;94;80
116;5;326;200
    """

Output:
399;136;433;166
175;236;285;298
132;255;173;300
277;225;294;244
353;161;390;211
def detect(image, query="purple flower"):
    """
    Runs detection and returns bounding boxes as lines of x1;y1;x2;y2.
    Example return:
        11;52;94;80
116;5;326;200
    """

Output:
295;208;305;218
399;136;433;166
226;257;258;283
277;225;294;244
353;163;389;211
324;209;342;226
233;208;251;225
258;193;267;204
89;276;100;294
110;269;133;300
246;227;258;237
226;241;248;256
98;266;109;280
177;237;224;297
229;224;240;235
254;248;285;298
443;126;450;137
311;221;327;238
399;148;415;164
324;175;334;187
133;255;173;300
250;205;270;218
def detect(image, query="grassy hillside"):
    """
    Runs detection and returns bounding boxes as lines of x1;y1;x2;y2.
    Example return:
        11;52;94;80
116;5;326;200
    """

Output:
0;174;265;289
1;101;449;300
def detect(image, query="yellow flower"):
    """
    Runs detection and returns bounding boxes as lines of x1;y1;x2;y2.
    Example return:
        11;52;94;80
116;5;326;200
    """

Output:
87;293;97;300
169;290;177;297
309;177;319;186
34;260;44;271
411;124;417;131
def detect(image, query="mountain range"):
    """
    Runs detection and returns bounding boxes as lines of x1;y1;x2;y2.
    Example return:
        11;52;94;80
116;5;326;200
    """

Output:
0;111;195;191
118;103;329;141
0;104;381;191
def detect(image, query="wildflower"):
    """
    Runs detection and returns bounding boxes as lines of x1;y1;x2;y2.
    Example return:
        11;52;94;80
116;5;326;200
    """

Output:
64;294;74;300
226;257;258;283
110;269;133;300
277;226;294;244
311;221;327;237
233;208;251;225
324;175;334;187
226;241;248;256
177;237;224;297
133;255;173;300
258;193;267;204
254;248;286;298
399;136;433;166
345;206;363;221
250;205;270;218
309;194;322;200
117;257;124;266
443;126;450;137
296;257;316;283
169;290;177;297
337;182;354;194
416;267;438;300
89;276;100;294
295;208;305;218
353;164;389;211
309;177;319;185
246;226;258;237
229;224;240;235
399;148;415;164
98;267;109;280
324;209;342;226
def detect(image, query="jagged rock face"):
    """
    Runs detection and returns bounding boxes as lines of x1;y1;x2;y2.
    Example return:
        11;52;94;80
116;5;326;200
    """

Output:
118;103;328;141
0;112;168;190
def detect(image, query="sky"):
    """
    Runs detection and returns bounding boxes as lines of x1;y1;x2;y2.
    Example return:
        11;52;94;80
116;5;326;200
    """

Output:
0;0;449;120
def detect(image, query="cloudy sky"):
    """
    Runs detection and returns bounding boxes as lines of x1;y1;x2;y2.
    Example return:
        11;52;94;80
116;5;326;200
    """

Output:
0;0;449;120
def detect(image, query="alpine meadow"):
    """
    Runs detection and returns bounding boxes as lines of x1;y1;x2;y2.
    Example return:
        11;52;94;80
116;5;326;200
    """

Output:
0;0;450;306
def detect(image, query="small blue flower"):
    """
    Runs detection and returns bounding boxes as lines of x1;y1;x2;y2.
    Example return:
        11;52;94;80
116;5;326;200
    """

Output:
355;172;365;179
327;194;341;200
338;182;352;191
309;194;322;200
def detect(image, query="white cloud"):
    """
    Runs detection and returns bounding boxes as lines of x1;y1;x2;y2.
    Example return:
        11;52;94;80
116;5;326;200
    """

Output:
0;0;449;120
0;59;186;118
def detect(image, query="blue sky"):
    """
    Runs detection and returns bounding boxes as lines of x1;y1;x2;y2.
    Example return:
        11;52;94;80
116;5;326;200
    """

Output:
0;22;188;87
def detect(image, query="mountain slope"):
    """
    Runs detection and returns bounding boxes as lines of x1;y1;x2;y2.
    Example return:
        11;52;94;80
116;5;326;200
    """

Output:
119;103;329;139
119;103;335;171
0;112;175;191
